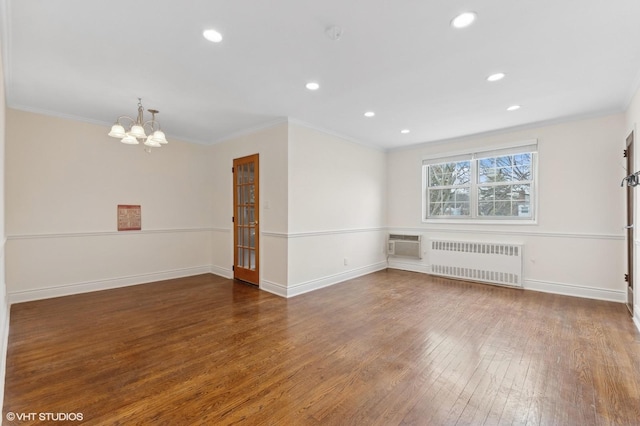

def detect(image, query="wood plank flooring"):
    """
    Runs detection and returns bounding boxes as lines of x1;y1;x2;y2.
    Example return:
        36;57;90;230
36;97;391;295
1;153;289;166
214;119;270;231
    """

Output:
3;270;640;425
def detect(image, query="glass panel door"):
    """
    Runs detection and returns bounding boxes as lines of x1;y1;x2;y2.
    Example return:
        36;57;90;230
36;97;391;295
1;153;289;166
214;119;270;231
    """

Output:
233;154;259;285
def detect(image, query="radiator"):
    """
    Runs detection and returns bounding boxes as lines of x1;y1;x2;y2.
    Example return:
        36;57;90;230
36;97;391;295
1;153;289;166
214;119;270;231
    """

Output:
388;234;422;259
428;239;523;287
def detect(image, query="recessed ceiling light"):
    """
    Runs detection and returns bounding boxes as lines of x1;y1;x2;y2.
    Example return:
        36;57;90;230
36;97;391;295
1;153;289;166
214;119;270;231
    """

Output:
305;82;320;91
507;105;521;111
401;129;410;134
487;73;506;82
325;25;343;41
203;29;223;43
364;111;375;118
451;12;477;29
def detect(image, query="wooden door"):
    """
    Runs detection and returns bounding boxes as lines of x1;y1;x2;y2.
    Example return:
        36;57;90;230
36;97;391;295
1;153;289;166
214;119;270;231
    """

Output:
233;154;260;285
626;132;634;315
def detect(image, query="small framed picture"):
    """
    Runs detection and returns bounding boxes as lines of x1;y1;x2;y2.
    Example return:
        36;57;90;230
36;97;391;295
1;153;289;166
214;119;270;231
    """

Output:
117;205;141;231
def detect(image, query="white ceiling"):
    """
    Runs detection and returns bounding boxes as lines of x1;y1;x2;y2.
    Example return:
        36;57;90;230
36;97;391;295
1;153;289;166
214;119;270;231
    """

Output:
2;0;640;150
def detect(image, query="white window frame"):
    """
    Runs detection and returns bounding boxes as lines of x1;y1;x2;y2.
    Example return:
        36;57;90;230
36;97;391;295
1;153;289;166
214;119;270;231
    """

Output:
422;140;538;224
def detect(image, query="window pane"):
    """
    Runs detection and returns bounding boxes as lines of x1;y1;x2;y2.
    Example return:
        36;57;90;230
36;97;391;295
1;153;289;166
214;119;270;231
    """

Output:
517;204;532;217
478;158;495;168
478;202;495;216
244;248;250;268
494;201;512;216
511;184;530;200
457;162;470;184
478;159;498;183
496;156;511;167
513;165;530;181
493;184;513;202
443;202;457;215
479;154;532;183
248;163;254;183
499;167;512;180
429;202;443;216
428;161;470;186
478;186;494;201
478;184;531;217
428;187;470;217
452;202;470;216
451;187;470;203
513;153;531;166
478;172;492;183
429;166;441;187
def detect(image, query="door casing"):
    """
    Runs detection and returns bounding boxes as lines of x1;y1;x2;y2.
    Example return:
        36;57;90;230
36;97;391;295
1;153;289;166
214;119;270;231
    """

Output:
626;131;634;315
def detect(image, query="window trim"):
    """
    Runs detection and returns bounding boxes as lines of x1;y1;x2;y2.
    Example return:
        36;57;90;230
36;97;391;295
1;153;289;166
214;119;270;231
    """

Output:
422;139;538;224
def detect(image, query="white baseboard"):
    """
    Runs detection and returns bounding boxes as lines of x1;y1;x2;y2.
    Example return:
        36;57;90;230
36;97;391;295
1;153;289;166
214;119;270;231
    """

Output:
260;280;287;298
387;262;627;304
8;266;215;304
262;262;388;298
634;311;640;334
387;259;430;274
211;265;233;279
524;279;626;303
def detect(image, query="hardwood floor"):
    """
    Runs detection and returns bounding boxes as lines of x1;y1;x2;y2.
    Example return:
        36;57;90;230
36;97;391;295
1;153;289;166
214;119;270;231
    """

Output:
3;270;640;425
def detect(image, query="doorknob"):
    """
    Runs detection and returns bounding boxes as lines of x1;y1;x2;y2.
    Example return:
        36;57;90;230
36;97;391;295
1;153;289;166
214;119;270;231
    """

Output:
250;221;258;226
624;224;634;229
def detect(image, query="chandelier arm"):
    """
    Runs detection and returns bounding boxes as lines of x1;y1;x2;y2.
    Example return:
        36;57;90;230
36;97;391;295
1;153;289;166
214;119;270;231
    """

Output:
114;115;136;126
142;119;161;132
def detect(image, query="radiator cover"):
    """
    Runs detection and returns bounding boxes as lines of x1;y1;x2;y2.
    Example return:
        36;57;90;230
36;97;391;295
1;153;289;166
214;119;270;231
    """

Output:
429;239;523;287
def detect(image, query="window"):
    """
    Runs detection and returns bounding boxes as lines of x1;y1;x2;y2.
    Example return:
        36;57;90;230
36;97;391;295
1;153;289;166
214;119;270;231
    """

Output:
427;159;471;217
423;142;537;221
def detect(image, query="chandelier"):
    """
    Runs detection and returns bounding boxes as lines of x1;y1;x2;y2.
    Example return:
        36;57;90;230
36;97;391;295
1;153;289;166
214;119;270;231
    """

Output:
107;98;168;152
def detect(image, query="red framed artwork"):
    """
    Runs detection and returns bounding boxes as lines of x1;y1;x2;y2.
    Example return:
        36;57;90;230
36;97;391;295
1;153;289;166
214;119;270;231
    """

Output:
117;205;141;231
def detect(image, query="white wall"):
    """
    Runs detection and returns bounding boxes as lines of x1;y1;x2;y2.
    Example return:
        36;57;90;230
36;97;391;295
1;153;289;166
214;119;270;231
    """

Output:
387;114;627;302
284;124;387;296
208;122;290;287
5;109;215;302
2;92;634;314
625;86;640;331
0;42;8;415
209;122;388;297
4;114;388;302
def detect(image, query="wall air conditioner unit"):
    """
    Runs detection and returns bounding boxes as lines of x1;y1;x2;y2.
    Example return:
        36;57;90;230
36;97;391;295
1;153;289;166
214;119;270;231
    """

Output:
387;234;422;259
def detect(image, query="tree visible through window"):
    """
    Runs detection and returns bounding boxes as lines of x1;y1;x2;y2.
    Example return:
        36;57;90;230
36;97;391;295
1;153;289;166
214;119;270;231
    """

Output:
427;160;471;217
424;146;536;221
477;153;532;217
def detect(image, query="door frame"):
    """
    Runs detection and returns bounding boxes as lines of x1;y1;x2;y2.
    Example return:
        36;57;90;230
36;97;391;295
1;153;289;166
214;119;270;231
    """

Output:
626;130;634;315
